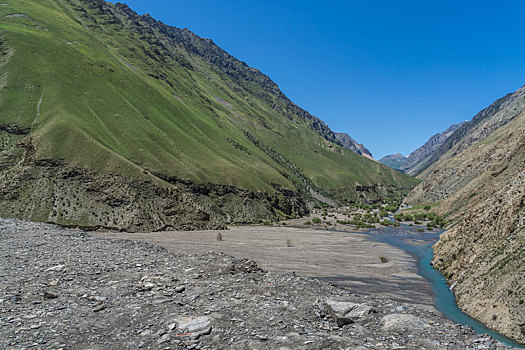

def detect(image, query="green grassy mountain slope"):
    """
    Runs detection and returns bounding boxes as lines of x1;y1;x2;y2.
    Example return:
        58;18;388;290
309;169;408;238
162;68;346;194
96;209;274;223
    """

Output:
405;86;525;342
0;0;418;231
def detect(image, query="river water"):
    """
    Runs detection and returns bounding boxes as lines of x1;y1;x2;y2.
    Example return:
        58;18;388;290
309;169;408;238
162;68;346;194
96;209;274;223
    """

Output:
364;225;524;348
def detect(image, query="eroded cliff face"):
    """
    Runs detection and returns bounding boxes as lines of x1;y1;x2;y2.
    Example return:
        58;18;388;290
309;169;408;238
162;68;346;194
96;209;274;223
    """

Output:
432;169;525;342
406;86;525;342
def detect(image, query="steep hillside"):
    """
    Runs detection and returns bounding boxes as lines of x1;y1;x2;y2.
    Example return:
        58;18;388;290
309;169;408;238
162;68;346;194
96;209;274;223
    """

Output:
417;92;519;179
0;0;418;231
379;122;465;175
405;86;525;343
335;132;374;160
403;122;466;175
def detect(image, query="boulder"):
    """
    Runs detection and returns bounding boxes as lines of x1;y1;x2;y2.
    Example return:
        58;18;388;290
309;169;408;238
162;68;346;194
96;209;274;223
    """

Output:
175;316;211;333
324;300;373;327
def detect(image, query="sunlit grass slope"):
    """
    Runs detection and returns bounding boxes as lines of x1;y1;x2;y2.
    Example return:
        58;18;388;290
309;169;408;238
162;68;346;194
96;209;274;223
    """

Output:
0;0;418;205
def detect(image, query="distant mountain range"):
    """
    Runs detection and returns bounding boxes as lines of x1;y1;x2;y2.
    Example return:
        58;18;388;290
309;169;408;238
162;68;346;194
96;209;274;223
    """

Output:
0;0;417;231
379;122;466;175
406;86;525;343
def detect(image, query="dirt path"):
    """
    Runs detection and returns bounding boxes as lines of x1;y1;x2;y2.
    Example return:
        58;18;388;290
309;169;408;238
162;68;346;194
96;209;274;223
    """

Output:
93;225;434;308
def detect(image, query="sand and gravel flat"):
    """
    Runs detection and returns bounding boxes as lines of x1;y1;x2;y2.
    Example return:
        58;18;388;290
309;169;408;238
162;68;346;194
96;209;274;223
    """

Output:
94;225;433;307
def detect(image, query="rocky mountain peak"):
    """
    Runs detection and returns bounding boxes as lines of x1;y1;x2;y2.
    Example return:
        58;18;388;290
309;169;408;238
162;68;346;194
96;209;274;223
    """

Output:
335;133;374;160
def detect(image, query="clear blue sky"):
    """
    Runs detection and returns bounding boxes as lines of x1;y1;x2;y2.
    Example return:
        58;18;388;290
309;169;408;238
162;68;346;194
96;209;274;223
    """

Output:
109;0;525;159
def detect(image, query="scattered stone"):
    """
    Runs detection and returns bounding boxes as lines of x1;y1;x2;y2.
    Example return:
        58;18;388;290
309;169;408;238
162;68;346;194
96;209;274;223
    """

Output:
43;291;58;299
175;316;211;333
157;334;170;344
382;314;427;331
45;264;65;272
92;303;106;312
0;218;512;349
324;300;373;326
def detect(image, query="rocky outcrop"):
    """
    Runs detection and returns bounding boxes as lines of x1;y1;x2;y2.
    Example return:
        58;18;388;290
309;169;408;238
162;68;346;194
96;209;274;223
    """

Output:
0;141;307;231
335;132;374;160
0;218;512;349
406;85;525;343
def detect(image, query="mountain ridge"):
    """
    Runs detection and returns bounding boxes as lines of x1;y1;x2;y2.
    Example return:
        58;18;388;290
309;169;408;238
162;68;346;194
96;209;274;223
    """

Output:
405;85;525;343
0;0;418;231
335;132;374;160
379;121;466;174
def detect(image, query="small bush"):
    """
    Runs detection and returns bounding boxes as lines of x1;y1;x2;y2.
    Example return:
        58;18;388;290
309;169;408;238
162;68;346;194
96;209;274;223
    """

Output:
379;256;389;263
312;217;321;224
286;239;292;247
305;220;312;225
216;232;223;241
424;205;431;211
417;228;424;232
263;220;271;226
519;300;524;305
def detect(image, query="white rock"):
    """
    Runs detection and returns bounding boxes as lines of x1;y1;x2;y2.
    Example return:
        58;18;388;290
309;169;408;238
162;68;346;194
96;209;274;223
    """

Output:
45;264;65;272
175;316;211;333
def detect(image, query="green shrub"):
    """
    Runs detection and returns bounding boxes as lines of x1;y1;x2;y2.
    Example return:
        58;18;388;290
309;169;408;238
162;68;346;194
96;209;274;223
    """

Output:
312;217;321;224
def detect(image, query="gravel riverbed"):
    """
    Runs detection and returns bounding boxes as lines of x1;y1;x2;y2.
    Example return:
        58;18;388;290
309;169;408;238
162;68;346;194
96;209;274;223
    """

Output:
0;218;510;349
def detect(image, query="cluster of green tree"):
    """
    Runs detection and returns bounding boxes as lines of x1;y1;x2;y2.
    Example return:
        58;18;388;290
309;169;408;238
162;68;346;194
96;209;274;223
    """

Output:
392;211;448;228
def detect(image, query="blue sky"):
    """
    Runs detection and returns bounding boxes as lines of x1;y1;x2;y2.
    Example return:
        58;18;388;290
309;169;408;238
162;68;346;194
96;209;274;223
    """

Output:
109;0;525;159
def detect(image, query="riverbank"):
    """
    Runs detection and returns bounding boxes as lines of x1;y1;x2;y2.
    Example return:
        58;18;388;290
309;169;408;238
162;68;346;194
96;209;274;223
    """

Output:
0;218;511;349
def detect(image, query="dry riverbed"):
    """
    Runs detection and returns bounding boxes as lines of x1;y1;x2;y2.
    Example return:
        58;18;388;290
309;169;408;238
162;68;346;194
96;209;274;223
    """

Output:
94;225;432;307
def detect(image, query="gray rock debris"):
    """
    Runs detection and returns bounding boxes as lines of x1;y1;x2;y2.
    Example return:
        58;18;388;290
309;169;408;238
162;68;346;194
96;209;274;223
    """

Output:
0;218;512;349
382;313;428;331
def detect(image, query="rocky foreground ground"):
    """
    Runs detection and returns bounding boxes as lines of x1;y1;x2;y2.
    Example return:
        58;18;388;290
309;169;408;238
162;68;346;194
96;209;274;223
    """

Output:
0;219;510;349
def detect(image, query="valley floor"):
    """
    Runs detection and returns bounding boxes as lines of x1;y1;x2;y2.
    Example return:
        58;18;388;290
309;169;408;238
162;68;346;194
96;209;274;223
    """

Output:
0;218;511;349
94;225;434;307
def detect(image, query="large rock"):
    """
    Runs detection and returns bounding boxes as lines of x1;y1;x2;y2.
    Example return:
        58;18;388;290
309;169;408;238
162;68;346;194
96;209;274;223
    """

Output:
382;313;428;331
324;300;373;327
175;316;211;333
